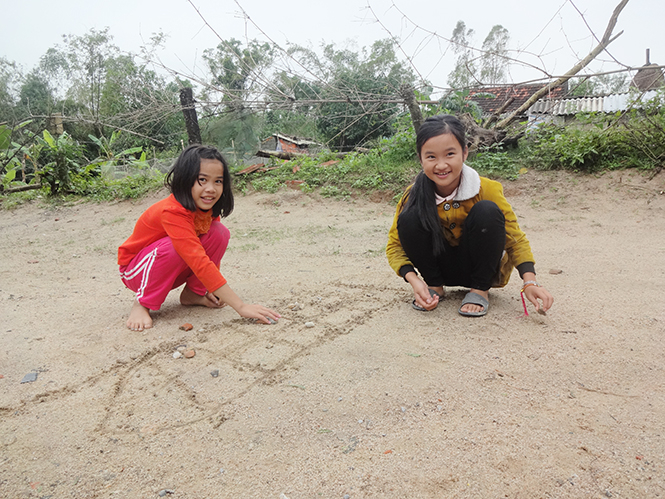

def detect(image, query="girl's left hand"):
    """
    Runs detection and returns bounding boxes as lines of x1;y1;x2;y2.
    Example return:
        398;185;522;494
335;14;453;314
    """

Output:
524;285;554;313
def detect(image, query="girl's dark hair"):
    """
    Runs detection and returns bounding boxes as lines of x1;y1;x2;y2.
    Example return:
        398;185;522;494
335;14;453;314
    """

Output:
165;144;234;218
399;115;467;256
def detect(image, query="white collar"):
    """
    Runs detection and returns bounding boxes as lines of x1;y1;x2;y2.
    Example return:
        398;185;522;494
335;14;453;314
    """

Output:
434;164;481;205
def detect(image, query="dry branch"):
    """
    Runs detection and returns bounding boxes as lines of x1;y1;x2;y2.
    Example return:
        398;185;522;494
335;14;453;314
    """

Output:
494;0;629;130
0;183;43;193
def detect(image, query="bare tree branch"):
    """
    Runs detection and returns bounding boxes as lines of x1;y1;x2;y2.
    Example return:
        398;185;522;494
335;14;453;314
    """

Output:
494;0;629;130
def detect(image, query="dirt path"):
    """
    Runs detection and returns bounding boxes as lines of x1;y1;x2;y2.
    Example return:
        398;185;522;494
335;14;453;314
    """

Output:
1;170;664;498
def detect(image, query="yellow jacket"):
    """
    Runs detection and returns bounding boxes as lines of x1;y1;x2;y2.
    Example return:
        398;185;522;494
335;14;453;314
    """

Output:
386;165;534;288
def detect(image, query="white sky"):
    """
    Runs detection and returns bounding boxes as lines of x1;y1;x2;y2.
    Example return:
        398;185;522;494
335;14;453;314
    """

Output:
2;0;663;93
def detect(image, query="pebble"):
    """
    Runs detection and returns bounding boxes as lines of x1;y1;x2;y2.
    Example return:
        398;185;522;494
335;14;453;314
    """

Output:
21;372;38;384
549;269;563;275
157;489;174;497
172;351;182;359
211;370;219;378
305;321;315;328
287;302;303;311
179;323;193;331
184;349;196;358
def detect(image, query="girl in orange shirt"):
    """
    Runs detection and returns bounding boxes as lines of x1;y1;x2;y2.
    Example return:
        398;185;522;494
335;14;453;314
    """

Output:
118;145;280;331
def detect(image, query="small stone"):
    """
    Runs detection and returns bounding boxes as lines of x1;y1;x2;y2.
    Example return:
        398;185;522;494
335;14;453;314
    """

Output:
219;468;225;474
184;349;196;358
305;321;315;328
344;495;350;499
267;317;277;324
21;372;38;384
287;302;302;311
179;323;193;331
549;269;563;275
211;370;219;378
157;490;174;497
172;351;182;359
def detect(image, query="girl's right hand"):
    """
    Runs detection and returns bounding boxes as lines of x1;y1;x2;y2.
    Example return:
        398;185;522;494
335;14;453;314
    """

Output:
409;276;440;311
237;303;281;324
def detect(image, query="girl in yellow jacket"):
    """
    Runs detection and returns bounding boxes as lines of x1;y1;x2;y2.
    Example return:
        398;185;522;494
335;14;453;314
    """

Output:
386;114;553;316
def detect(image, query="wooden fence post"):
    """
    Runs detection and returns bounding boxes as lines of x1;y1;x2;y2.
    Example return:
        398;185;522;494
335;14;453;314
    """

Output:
400;84;424;134
179;87;202;145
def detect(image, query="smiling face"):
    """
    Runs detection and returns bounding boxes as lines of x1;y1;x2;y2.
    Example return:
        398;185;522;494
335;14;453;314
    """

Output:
191;158;225;211
419;132;469;197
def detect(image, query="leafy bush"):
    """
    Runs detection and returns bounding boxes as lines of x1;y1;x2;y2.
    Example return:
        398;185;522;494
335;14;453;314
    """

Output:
468;148;520;179
520;108;664;172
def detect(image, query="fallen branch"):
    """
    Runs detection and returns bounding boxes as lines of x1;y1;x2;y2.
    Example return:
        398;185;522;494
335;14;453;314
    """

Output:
0;183;43;193
255;150;351;160
495;0;629;130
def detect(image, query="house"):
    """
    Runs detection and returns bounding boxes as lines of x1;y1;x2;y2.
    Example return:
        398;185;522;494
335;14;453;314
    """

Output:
527;89;662;126
467;82;569;119
260;133;322;154
630;49;664;91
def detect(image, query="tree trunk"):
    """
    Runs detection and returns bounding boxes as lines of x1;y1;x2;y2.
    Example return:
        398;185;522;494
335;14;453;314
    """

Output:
459;114;506;151
179;87;202;145
400;84;424;133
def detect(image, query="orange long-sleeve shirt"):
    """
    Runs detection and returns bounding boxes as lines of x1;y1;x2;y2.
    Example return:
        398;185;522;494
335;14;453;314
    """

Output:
118;194;227;292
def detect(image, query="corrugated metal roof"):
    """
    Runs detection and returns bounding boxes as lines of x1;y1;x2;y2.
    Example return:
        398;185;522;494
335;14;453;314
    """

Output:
529;90;662;115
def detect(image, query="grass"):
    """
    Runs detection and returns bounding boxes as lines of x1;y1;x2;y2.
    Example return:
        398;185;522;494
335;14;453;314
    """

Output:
4;111;663;209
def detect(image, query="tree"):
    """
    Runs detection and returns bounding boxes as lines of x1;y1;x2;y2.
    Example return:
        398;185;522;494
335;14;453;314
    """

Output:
315;39;417;149
18;70;56;118
201;39;275;157
203;38;274;107
40;28;119;134
447;21;477;90
568;73;628;96
0;58;20;124
480;25;510;85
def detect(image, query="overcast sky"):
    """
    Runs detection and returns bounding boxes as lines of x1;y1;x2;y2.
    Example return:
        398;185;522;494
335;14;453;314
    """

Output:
2;0;662;93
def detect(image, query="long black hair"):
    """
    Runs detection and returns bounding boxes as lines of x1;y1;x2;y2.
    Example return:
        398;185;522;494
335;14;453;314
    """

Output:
398;115;467;256
165;144;234;218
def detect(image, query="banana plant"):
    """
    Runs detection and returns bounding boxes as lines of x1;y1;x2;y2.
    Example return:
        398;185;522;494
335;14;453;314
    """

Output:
87;130;145;179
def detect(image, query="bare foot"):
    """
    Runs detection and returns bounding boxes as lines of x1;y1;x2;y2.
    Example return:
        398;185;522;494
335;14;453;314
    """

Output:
460;288;489;315
431;286;445;298
179;286;226;308
127;300;153;331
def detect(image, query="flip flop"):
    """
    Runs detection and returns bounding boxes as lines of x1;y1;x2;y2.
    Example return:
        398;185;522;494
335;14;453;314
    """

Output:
412;288;442;311
458;291;489;317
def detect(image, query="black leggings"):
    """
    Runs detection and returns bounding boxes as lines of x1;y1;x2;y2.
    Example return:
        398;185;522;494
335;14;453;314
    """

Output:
397;200;505;291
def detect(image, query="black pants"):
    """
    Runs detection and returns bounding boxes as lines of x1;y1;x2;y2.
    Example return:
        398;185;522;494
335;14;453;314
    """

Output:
397;200;505;291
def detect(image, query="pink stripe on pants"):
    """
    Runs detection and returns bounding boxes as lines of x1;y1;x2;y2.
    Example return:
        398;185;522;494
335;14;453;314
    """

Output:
119;221;230;310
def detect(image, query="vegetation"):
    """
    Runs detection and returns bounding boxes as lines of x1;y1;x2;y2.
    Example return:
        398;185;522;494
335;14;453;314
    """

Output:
1;25;663;209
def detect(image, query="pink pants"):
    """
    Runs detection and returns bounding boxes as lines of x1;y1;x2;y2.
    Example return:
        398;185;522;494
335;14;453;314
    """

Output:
119;221;230;310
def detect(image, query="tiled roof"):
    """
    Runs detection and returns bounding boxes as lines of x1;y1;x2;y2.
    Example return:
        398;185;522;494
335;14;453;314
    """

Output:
468;83;569;116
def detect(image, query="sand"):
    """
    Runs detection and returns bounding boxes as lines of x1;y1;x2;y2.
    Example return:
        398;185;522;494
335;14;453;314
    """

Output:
1;169;664;498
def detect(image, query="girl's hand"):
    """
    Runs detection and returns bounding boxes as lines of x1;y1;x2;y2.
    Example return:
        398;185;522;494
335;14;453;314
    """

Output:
524;284;553;313
407;273;439;311
237;303;281;324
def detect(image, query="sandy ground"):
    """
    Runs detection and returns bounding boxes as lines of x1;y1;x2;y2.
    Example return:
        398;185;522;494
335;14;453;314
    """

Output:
1;169;665;499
